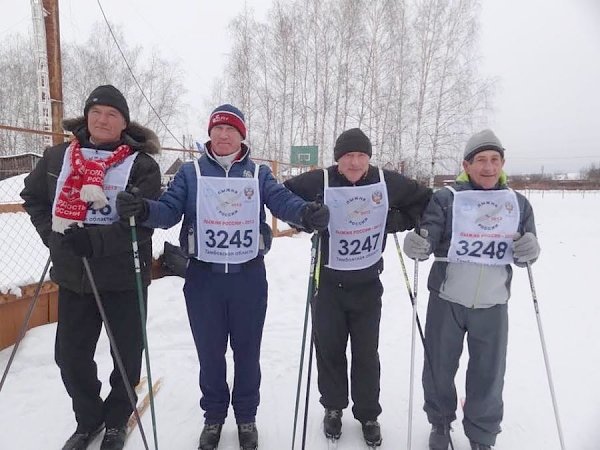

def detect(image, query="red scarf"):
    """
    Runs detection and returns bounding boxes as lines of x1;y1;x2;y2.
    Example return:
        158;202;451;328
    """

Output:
52;139;132;233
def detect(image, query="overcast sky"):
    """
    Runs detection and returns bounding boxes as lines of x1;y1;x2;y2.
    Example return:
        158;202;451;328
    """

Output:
1;0;599;174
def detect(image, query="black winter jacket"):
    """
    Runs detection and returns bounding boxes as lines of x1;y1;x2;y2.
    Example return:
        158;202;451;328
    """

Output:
20;117;162;294
284;165;432;285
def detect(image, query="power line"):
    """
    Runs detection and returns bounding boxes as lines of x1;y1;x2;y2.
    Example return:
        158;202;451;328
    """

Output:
95;0;184;148
0;14;29;37
510;155;600;160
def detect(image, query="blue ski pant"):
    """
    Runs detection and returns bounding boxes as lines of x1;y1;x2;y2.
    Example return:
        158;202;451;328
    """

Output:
183;258;268;425
422;292;508;447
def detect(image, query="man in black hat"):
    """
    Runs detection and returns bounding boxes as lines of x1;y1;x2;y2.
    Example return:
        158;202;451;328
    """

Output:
284;128;432;447
21;84;162;450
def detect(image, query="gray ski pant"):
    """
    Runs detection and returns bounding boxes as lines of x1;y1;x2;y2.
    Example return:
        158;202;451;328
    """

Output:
422;292;508;447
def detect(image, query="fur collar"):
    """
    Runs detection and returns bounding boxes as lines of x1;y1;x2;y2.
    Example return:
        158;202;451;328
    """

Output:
62;116;161;155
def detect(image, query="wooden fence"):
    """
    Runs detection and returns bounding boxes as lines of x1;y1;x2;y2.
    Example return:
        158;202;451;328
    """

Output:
0;281;58;350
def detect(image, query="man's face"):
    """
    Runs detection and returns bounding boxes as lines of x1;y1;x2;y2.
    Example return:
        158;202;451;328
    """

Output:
210;124;243;156
463;150;505;189
87;105;127;145
337;152;370;183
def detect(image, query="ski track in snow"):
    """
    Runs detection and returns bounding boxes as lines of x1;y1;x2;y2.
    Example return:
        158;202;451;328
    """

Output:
1;190;599;449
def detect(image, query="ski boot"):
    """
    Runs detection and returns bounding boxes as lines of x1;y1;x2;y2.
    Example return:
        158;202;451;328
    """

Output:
361;420;382;447
238;422;258;450
323;409;342;441
429;423;451;450
198;423;223;450
61;423;104;450
470;441;492;450
100;426;127;450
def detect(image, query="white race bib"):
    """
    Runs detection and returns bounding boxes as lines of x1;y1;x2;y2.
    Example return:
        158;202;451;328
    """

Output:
447;187;520;265
53;145;138;226
325;169;388;271
194;161;260;264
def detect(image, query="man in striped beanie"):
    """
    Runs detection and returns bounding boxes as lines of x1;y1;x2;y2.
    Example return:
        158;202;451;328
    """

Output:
116;102;329;450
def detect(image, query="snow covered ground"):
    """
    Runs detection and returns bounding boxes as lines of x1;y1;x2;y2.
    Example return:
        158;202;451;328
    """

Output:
1;190;599;449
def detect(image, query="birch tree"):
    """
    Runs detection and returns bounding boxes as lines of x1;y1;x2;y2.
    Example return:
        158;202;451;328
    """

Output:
219;0;493;177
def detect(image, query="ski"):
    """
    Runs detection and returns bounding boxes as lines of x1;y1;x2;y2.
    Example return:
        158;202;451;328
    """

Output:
127;377;162;435
323;436;382;449
135;376;148;395
364;438;382;448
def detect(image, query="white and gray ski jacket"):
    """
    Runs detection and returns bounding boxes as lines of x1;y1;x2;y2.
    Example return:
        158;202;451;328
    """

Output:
421;178;537;309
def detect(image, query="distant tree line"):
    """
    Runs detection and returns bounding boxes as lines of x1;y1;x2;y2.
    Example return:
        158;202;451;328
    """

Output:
583;162;600;182
507;163;600;190
0;22;185;157
212;0;493;183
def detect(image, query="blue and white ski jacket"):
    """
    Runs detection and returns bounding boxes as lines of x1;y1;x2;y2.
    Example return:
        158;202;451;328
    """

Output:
143;143;307;263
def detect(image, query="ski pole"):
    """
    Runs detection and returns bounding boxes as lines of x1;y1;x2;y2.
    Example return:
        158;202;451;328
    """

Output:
129;215;159;450
526;263;565;450
301;334;315;450
301;236;322;450
292;233;320;450
0;256;51;394
407;229;419;450
393;233;455;450
82;257;150;450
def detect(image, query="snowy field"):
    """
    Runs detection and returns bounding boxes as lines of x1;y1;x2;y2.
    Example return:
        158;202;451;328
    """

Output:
1;189;599;449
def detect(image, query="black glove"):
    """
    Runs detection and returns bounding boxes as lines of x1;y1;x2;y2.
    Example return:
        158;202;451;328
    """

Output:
116;190;149;221
385;209;414;233
63;226;93;258
301;202;330;232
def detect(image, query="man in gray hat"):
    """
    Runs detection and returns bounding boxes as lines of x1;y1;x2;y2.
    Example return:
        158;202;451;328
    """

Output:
403;129;540;450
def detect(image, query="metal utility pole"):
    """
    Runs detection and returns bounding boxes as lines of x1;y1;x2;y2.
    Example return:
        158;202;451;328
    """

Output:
30;0;64;147
30;0;52;148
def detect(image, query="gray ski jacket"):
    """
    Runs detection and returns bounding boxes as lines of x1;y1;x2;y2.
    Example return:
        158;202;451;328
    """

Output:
422;176;537;309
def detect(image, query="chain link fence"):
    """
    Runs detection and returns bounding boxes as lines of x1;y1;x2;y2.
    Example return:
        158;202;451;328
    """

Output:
0;126;313;297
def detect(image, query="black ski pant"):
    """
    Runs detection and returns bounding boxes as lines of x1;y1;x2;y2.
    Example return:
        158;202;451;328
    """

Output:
422;292;508;447
311;277;383;422
55;286;146;432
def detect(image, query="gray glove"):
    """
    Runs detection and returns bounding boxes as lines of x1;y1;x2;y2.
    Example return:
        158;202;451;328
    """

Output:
403;229;431;261
513;232;540;264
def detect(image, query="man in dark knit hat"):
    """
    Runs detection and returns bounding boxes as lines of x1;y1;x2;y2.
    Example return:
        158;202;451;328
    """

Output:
21;84;162;450
284;128;432;447
403;129;540;450
116;103;329;450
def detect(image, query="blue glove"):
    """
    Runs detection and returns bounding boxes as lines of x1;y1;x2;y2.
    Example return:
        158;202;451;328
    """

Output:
403;229;431;261
513;232;540;264
63;226;93;258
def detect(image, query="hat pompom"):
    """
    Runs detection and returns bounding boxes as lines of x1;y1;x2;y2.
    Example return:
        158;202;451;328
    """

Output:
80;159;108;209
